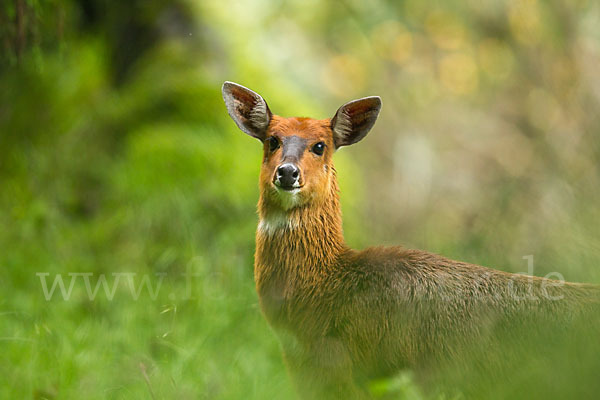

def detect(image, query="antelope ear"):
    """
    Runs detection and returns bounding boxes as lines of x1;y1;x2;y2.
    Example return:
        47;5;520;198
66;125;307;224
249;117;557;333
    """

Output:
222;81;272;141
331;96;381;148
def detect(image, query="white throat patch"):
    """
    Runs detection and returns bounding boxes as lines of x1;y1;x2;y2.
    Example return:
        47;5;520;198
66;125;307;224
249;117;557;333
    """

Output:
258;212;299;235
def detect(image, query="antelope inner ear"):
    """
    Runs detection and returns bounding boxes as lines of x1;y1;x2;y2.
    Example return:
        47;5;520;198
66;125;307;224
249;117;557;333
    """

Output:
222;81;272;141
331;96;382;148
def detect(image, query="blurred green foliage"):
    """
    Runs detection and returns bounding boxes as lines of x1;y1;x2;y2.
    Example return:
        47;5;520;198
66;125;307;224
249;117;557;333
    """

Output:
1;0;600;398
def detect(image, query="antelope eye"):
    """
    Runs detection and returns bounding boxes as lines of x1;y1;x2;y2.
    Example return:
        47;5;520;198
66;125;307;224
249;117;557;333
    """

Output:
267;136;279;152
312;141;325;156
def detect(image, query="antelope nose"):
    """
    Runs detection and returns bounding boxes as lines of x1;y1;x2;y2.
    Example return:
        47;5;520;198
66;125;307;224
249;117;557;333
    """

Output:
276;163;300;190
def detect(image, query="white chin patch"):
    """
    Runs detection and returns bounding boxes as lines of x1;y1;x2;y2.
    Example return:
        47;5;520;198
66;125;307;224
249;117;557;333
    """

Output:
275;188;302;211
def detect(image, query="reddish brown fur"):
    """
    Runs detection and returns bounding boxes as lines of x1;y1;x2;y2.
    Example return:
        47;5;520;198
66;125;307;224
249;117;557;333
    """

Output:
253;117;600;399
222;83;600;399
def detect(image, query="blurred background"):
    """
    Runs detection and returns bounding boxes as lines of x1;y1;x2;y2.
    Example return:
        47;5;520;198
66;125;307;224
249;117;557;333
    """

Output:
2;0;600;398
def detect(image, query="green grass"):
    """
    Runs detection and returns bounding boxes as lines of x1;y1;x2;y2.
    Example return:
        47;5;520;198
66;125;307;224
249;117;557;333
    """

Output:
0;46;296;399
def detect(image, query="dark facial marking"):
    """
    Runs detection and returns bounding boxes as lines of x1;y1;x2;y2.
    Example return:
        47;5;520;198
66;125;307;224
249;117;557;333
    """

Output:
280;135;308;164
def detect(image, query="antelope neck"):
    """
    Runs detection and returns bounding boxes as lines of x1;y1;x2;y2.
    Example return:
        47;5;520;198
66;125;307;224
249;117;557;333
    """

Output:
256;186;347;271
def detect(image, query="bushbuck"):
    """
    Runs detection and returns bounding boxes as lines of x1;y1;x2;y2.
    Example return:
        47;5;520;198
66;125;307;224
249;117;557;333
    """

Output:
221;82;600;399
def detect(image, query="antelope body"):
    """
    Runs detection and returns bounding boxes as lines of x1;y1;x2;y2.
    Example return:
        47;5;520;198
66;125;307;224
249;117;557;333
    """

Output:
221;82;600;399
